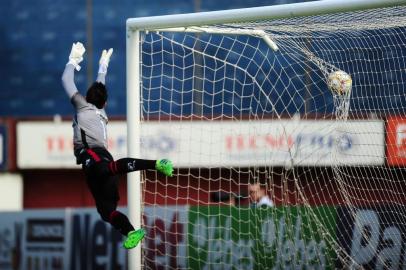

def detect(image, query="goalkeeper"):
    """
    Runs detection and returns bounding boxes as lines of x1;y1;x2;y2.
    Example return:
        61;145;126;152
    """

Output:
62;42;173;249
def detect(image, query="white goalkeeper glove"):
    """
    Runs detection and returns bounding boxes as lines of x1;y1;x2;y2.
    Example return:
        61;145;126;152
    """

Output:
67;42;86;71
98;48;113;74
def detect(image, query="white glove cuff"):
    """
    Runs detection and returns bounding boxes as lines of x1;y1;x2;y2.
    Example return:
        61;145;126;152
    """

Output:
67;59;81;71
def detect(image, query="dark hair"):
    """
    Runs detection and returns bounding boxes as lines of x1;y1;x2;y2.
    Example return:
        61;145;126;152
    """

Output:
86;82;107;109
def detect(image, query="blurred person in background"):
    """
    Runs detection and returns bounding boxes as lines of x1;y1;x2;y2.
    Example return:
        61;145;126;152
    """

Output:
61;42;174;250
249;179;273;208
211;190;247;206
211;191;236;206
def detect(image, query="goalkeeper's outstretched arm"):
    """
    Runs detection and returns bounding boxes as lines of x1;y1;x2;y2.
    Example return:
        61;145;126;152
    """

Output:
96;48;113;85
62;42;86;99
62;64;79;99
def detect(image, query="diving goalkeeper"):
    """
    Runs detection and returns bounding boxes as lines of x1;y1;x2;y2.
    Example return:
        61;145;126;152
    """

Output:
61;42;173;249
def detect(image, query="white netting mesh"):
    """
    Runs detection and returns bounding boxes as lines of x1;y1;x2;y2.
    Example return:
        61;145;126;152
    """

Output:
137;5;406;269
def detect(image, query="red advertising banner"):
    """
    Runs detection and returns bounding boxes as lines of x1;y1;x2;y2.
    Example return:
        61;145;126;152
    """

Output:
386;116;406;166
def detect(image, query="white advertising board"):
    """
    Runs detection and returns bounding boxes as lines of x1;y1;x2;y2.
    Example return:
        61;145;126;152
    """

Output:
140;119;385;167
0;174;22;211
17;120;385;168
17;122;127;169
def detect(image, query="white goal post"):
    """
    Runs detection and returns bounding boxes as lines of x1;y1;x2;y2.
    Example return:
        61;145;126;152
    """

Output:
126;0;406;268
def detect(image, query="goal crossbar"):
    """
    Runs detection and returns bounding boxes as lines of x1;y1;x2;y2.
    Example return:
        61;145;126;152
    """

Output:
127;0;406;31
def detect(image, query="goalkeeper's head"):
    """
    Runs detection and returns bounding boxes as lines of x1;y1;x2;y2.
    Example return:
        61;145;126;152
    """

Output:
86;82;108;109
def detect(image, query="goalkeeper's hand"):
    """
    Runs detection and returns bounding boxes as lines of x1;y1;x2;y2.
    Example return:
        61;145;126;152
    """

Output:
98;48;113;74
67;42;86;71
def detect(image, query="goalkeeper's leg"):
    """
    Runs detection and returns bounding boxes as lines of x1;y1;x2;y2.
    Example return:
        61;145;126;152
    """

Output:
100;207;145;249
108;158;173;177
83;149;150;249
93;179;145;249
109;209;145;250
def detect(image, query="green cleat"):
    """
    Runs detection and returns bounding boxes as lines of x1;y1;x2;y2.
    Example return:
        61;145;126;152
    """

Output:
155;159;174;177
123;229;146;249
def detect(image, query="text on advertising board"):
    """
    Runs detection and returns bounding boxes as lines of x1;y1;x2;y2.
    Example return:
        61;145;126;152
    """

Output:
387;116;406;165
337;206;406;268
225;131;353;153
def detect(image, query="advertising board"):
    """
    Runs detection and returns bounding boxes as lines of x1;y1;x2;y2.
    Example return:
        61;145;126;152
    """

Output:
17;120;384;168
0;207;188;270
386;116;406;166
188;206;337;269
336;205;406;269
0;210;69;270
17;122;127;169
5;205;406;269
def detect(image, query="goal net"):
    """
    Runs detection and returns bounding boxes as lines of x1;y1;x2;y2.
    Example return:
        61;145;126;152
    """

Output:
127;1;406;269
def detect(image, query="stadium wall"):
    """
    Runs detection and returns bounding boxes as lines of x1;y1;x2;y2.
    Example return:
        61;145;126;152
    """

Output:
0;116;402;209
18;166;406;208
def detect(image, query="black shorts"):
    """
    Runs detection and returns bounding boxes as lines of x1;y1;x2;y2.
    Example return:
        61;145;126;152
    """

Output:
77;148;120;215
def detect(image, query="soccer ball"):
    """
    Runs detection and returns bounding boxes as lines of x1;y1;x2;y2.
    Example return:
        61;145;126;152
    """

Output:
327;70;352;95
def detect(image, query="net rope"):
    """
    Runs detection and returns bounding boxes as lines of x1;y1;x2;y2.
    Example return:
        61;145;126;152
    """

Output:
138;5;406;269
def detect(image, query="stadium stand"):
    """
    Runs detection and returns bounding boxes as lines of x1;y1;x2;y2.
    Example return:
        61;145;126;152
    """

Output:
0;0;405;117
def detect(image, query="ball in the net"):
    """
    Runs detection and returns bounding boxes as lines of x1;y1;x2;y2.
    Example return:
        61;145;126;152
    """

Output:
327;70;352;95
